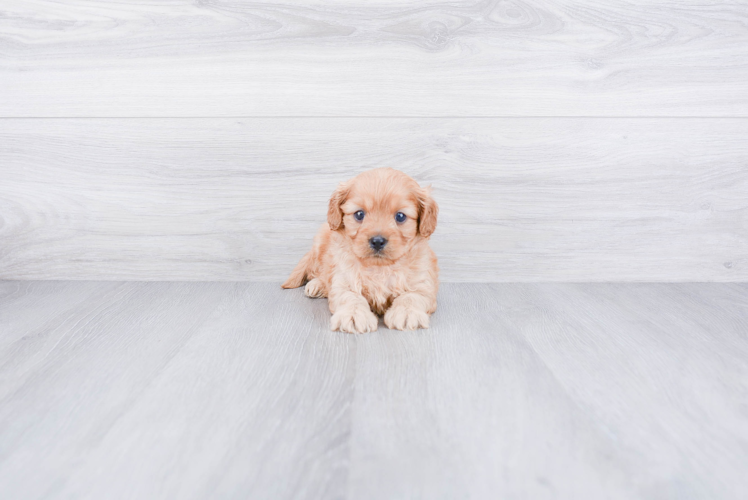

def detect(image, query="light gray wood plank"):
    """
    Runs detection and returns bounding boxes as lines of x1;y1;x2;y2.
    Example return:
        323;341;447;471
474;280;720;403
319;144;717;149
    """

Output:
347;283;748;499
2;1;748;117
2;282;747;499
0;282;234;498
508;283;748;499
347;283;638;499
0;282;355;499
1;118;746;281
0;281;121;350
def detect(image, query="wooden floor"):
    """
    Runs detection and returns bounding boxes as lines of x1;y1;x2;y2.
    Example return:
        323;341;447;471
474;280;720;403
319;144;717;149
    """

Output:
1;281;746;499
3;2;746;498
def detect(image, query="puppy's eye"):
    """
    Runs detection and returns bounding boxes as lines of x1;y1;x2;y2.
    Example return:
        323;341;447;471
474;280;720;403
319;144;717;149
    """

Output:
354;210;365;221
395;212;407;223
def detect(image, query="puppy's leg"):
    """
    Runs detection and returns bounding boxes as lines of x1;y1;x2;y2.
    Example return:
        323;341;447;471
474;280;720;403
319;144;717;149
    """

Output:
384;292;435;331
282;251;312;289
329;290;378;334
304;278;326;298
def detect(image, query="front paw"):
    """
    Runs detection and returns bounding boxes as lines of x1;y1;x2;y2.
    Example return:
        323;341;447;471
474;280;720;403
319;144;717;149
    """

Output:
331;304;378;334
384;304;430;331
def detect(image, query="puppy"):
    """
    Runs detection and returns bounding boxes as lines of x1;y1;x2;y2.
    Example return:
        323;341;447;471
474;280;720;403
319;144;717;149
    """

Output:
282;168;438;334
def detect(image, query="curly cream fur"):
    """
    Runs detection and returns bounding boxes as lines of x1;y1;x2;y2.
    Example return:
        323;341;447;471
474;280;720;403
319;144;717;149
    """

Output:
282;168;439;333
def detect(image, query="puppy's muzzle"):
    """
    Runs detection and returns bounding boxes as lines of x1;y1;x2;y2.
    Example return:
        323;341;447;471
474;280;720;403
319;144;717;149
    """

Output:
369;235;388;253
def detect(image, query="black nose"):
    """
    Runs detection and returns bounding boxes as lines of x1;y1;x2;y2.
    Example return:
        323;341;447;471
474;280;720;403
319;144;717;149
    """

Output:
369;235;388;252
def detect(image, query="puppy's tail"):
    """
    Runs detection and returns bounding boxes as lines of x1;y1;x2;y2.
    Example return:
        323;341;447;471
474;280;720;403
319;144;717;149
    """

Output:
282;251;313;289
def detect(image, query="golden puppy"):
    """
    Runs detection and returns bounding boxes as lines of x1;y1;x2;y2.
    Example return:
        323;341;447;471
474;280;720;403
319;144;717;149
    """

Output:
282;168;438;333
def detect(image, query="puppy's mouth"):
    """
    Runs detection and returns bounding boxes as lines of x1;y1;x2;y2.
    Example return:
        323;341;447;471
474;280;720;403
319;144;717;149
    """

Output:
365;249;393;263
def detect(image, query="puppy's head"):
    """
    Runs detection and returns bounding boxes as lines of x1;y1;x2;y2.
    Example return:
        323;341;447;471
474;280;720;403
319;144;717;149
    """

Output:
328;168;438;264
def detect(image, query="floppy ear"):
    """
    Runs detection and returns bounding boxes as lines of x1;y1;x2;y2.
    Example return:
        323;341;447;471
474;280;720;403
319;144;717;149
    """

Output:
327;181;350;231
417;186;438;237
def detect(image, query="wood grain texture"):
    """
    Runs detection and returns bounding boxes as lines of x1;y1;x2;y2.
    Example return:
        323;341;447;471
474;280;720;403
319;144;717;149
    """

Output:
1;281;747;498
2;1;748;117
1;118;746;281
0;281;354;499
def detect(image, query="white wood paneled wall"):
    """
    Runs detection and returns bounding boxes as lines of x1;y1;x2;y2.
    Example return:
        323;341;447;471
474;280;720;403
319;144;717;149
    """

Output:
3;0;748;117
1;1;747;281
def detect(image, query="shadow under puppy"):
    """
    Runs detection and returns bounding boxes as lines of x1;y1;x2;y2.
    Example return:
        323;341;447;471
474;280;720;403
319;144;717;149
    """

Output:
282;168;439;333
